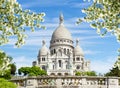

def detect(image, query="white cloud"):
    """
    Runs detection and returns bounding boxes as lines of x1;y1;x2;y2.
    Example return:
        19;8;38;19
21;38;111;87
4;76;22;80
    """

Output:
13;56;34;69
8;39;17;45
25;38;50;46
44;23;58;28
84;50;99;55
91;56;117;74
7;14;112;48
7;25;111;47
20;0;70;9
21;2;38;9
26;30;53;38
71;2;92;8
43;17;89;29
80;35;104;40
19;0;92;10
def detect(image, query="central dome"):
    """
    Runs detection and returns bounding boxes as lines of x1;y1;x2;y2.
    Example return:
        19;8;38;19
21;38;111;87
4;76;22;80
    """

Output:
51;14;72;41
52;25;72;40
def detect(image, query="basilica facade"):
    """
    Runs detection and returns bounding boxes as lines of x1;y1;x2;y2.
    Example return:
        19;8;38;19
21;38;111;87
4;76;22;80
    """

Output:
32;14;90;75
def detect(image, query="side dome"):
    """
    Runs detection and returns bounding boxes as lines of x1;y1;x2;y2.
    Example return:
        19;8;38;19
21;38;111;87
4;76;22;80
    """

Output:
74;39;84;56
39;40;49;56
51;14;72;41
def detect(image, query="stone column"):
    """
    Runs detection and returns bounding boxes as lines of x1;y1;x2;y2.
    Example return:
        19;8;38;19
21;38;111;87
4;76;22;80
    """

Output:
69;51;73;75
26;77;38;88
62;59;66;70
106;77;119;88
56;78;62;88
82;78;87;88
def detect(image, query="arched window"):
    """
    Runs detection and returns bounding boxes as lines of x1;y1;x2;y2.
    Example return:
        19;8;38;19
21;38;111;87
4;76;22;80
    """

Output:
73;58;75;61
67;49;69;54
56;40;59;42
64;73;69;75
54;49;56;54
53;65;55;70
51;73;55;75
58;60;62;67
58;73;62;76
51;50;53;55
64;48;66;54
42;57;45;61
81;58;83;61
76;65;80;69
42;65;46;71
76;57;80;61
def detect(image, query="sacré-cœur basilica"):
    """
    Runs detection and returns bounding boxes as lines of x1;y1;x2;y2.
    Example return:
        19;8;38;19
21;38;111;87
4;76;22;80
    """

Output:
32;14;90;76
11;14;120;88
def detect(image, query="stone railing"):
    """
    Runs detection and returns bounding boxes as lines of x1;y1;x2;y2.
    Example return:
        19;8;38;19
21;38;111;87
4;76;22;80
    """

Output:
11;76;120;88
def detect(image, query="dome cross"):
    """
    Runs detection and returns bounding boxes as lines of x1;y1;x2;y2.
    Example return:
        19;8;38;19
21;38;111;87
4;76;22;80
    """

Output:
59;13;64;25
76;39;79;46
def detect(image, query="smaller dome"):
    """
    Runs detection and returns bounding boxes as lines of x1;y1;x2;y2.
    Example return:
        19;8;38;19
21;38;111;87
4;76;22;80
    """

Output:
74;39;84;56
39;40;49;56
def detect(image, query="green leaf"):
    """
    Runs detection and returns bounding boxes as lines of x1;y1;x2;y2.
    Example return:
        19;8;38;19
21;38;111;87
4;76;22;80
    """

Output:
90;23;97;28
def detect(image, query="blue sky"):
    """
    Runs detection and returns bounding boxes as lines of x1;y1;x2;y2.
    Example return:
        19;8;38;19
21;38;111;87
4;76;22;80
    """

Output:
1;0;119;74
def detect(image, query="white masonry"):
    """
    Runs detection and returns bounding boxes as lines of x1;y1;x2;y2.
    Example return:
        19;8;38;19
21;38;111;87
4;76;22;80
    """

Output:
32;14;90;75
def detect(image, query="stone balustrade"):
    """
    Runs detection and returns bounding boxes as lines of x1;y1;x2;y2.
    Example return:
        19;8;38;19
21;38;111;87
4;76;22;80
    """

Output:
11;76;120;88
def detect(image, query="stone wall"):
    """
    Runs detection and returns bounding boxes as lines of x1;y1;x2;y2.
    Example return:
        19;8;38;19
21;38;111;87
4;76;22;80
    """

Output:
11;76;120;88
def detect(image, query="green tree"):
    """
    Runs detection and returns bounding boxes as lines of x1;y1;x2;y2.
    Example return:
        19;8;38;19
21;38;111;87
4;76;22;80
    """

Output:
0;51;17;87
105;55;120;77
9;63;16;75
84;71;97;76
114;52;120;69
0;70;11;79
18;67;30;76
0;51;12;79
0;0;45;76
30;66;47;76
0;51;12;70
105;66;120;77
75;71;97;76
75;71;82;76
0;0;45;47
78;0;120;70
0;0;45;78
0;0;45;88
0;78;17;88
18;66;47;76
77;0;120;41
0;51;17;79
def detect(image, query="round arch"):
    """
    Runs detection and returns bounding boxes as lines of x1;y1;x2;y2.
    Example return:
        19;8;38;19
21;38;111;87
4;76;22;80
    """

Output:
64;73;69;76
50;73;55;75
57;73;62;76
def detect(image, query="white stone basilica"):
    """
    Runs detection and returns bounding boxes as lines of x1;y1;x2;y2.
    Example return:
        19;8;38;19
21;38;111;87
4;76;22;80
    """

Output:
32;14;90;75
